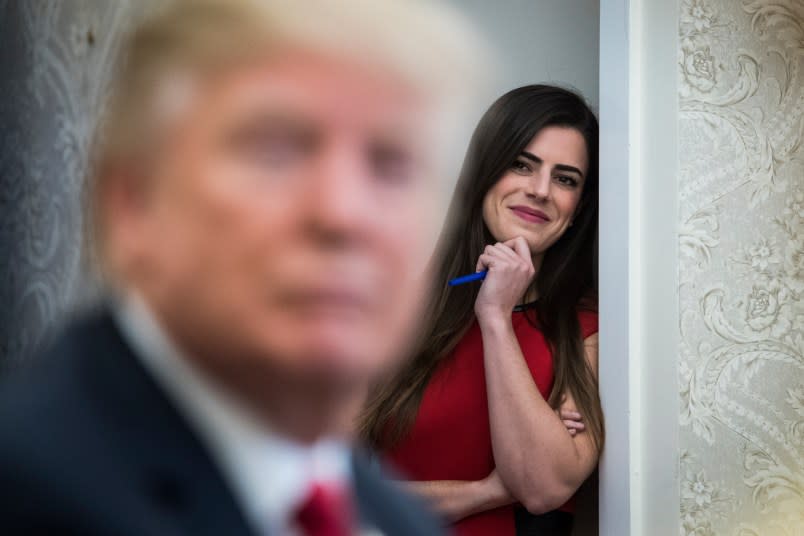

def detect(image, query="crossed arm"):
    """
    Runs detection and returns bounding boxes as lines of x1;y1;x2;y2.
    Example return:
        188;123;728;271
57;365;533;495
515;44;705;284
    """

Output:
484;328;599;514
398;333;598;522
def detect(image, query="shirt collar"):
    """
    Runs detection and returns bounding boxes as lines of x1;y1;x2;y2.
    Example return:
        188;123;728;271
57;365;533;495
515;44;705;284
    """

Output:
113;292;352;535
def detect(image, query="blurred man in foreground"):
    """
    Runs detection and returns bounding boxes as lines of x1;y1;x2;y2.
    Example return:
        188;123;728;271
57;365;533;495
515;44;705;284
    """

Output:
0;0;486;533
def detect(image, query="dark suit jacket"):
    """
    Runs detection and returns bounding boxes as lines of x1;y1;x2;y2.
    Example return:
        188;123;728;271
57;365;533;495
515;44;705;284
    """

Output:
0;311;444;535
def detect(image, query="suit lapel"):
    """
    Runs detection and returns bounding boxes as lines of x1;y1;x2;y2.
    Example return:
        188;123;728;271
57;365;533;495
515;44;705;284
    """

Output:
350;449;445;536
79;311;256;536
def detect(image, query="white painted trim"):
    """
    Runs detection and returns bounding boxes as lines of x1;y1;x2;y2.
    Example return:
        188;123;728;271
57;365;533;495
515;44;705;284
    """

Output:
598;0;635;533
632;0;681;533
598;0;680;534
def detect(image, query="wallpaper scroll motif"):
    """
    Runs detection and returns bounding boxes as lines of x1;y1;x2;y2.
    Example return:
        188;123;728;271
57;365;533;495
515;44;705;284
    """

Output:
679;1;804;534
0;1;135;368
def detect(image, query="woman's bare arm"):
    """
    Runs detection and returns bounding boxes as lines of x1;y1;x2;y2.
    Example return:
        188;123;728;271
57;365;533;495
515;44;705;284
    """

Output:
471;237;600;513
397;470;514;522
481;325;600;514
392;406;585;521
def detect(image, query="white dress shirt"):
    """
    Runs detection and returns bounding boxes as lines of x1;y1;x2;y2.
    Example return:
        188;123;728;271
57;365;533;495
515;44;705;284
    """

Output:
114;292;353;536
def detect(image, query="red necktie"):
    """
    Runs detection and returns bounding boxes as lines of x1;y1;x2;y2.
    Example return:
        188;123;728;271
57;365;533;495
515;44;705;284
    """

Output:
294;481;355;536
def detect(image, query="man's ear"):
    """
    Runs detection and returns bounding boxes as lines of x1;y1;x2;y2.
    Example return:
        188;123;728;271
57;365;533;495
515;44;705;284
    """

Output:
97;158;155;278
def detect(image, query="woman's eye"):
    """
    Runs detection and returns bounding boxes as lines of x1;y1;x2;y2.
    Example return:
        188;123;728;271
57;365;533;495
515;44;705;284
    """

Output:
555;175;579;187
511;160;531;173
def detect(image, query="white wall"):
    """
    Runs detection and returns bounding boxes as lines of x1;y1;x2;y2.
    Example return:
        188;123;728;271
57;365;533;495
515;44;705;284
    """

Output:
445;0;599;109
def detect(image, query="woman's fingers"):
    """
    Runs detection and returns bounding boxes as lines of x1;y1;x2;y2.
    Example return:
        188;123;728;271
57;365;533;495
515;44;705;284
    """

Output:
491;243;520;262
476;253;496;272
562;419;585;430
475;239;534;275
558;407;584;436
476;246;515;272
562;419;585;437
490;243;532;272
559;408;582;421
503;236;532;263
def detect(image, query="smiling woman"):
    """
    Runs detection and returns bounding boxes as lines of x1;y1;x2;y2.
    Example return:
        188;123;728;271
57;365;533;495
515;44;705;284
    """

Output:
360;85;602;536
481;125;589;277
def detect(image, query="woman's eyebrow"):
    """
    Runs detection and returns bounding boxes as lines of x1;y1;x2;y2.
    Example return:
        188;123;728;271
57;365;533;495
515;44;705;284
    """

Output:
520;150;585;178
520;150;542;165
554;163;584;178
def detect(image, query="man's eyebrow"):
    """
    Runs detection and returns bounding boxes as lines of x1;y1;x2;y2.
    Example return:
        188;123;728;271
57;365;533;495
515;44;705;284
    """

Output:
520;150;584;178
218;111;319;153
225;110;318;138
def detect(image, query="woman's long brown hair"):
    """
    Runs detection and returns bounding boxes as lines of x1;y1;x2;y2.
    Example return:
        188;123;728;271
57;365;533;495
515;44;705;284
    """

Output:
358;85;604;454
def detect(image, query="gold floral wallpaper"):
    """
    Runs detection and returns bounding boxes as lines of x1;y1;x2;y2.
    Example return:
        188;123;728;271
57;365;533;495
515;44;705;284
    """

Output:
679;0;804;534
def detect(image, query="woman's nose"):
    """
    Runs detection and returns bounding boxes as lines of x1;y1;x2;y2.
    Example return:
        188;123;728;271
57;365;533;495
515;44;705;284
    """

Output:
526;171;551;200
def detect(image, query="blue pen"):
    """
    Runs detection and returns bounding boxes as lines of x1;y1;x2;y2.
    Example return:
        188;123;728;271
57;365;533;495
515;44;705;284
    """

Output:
448;270;487;286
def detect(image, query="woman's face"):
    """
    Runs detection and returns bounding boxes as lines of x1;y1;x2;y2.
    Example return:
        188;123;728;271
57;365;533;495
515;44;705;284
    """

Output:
481;125;588;261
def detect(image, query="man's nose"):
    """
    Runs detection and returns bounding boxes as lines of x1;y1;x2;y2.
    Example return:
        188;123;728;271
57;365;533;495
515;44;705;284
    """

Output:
304;144;372;242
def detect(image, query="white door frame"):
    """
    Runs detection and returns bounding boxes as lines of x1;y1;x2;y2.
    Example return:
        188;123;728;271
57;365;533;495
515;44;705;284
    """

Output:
598;0;680;534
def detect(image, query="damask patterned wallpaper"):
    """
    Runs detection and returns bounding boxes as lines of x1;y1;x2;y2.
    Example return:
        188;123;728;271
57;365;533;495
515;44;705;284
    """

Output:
678;0;804;534
0;1;138;370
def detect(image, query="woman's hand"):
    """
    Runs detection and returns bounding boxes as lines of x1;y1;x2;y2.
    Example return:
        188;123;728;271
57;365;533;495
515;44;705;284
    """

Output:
557;394;585;436
395;471;515;523
474;236;535;322
478;469;515;511
558;407;585;437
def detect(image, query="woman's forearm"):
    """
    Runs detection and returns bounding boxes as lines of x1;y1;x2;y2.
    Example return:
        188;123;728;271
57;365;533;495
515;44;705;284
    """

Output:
478;315;598;513
398;472;515;522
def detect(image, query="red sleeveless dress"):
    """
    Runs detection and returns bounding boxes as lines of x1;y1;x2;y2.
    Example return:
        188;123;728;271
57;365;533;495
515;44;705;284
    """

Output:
384;309;598;536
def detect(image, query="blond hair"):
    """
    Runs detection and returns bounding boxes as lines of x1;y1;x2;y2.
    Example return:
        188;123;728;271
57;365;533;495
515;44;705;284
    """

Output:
86;0;491;280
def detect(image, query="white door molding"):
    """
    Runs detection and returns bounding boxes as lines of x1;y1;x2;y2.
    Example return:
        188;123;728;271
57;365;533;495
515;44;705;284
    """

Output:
598;0;680;534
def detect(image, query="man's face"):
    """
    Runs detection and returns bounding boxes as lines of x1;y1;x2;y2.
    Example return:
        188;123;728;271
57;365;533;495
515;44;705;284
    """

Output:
122;50;442;384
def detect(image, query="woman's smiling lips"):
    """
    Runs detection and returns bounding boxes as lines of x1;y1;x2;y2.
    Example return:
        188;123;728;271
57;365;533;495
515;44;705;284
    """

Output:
509;205;551;224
